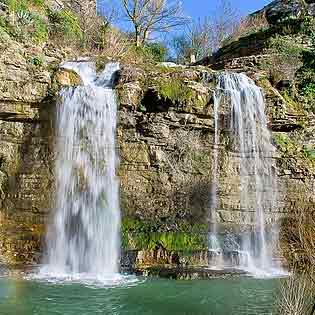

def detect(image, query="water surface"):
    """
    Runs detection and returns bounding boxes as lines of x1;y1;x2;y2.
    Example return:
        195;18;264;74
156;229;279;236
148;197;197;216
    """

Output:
0;276;280;315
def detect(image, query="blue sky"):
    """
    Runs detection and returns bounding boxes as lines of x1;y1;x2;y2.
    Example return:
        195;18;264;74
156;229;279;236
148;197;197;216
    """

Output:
100;0;273;38
182;0;272;19
101;0;273;23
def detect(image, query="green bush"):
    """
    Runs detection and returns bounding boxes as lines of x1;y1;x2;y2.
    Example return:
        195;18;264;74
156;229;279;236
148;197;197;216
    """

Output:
31;13;48;43
3;0;28;12
144;42;168;62
274;134;297;154
303;146;315;161
48;9;82;42
0;15;12;34
269;35;304;56
31;0;45;6
264;35;304;85
302;16;315;47
29;55;44;67
304;82;315;96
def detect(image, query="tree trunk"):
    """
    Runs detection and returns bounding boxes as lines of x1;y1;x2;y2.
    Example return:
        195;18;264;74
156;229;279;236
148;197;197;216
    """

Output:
135;26;141;47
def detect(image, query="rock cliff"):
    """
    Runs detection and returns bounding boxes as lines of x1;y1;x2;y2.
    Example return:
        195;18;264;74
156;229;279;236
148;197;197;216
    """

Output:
0;0;314;273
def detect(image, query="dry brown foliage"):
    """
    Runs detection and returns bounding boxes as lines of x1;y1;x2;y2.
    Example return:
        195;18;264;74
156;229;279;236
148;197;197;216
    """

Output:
278;273;315;315
230;13;269;42
282;207;315;270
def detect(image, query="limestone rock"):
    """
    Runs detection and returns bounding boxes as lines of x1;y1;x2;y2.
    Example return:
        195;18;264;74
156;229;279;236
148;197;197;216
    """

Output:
52;68;83;91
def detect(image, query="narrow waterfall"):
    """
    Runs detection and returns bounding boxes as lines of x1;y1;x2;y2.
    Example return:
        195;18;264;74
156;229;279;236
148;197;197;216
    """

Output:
212;72;281;275
208;91;224;268
43;61;121;278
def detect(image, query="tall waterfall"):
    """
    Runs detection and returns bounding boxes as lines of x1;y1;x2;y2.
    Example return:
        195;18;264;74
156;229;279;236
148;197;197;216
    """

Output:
43;61;121;278
212;72;281;275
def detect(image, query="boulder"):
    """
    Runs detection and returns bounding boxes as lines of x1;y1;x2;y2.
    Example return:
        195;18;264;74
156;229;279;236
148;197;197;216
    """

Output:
52;68;82;92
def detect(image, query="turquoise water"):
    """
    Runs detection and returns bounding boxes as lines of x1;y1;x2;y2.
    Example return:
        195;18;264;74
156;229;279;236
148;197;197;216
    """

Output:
0;276;280;315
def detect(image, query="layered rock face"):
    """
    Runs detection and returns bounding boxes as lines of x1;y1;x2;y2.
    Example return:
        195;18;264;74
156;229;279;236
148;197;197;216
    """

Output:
116;63;315;270
0;1;314;271
1;50;314;268
0;32;65;264
196;0;315;70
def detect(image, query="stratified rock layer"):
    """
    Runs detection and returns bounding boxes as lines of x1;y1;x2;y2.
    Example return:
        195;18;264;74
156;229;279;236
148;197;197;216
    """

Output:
0;7;315;270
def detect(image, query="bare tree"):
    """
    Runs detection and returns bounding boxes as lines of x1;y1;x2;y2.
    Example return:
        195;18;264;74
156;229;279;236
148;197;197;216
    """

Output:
121;0;187;46
185;17;215;60
171;17;214;63
278;273;315;315
212;0;239;49
171;0;239;63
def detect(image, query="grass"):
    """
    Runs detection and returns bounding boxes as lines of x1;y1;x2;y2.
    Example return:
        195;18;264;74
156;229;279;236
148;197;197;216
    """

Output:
48;9;83;42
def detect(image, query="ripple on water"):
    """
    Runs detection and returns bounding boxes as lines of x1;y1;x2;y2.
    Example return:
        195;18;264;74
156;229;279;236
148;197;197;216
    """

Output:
25;269;141;289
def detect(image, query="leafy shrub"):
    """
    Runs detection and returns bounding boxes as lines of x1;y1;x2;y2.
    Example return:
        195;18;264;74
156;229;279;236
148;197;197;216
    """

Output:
30;13;48;43
304;82;315;97
16;9;33;26
269;35;304;56
264;35;304;85
31;0;44;6
302;16;315;47
274;134;298;154
0;15;12;34
48;9;83;43
29;55;43;67
295;51;315;111
3;0;28;12
144;42;168;62
303;146;315;161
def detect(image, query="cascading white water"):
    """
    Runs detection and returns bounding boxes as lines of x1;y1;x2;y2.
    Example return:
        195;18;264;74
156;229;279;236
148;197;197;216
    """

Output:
42;61;121;278
208;91;224;268
212;72;282;275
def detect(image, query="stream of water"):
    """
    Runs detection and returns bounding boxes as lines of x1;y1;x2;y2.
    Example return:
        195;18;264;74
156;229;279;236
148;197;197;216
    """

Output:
210;73;284;276
41;61;121;280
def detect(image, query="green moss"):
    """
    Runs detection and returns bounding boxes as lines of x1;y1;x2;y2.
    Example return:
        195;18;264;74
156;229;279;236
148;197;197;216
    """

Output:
274;134;299;154
123;232;207;251
274;134;315;165
122;218;208;251
282;91;306;115
156;66;180;74
155;77;193;104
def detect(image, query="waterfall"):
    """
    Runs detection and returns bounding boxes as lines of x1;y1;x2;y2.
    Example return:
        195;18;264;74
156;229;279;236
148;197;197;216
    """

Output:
208;91;223;268
42;61;121;278
212;72;282;276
